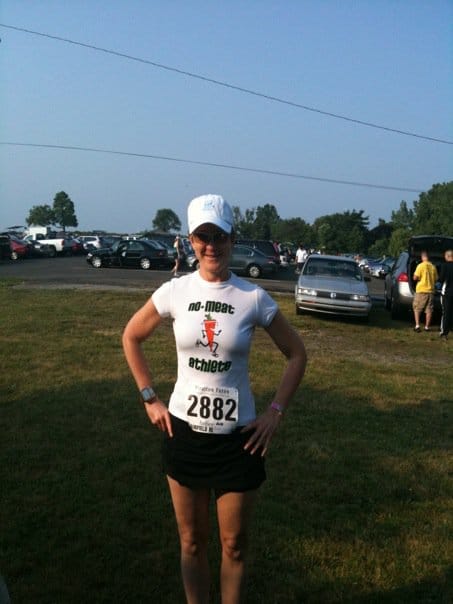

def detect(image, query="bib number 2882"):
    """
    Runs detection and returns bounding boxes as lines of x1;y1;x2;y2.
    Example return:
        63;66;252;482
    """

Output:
186;386;238;434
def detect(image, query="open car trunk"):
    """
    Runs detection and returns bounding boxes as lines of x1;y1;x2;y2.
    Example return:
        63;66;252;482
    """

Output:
408;235;453;293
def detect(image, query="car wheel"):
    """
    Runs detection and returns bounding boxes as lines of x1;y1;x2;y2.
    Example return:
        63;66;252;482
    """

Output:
47;246;56;258
10;251;19;261
91;256;103;268
247;264;262;278
140;257;151;270
295;305;304;315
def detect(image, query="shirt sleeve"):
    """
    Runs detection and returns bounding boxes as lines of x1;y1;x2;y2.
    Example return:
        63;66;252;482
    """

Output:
151;280;173;318
255;287;279;327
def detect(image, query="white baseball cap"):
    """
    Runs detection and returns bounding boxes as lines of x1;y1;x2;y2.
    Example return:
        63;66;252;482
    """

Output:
187;194;234;234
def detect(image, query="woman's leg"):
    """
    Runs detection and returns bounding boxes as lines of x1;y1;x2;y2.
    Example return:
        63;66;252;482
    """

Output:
167;476;211;604
216;489;258;604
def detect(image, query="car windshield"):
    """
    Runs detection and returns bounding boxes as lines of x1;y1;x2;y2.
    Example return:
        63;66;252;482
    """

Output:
303;258;363;280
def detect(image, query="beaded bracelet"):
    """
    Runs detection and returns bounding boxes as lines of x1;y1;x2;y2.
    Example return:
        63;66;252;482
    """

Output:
270;401;285;414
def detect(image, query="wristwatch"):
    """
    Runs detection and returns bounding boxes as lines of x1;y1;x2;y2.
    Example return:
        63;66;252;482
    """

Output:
140;386;157;404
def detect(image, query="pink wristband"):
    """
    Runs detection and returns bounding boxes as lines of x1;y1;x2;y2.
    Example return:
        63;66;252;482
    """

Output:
270;401;285;414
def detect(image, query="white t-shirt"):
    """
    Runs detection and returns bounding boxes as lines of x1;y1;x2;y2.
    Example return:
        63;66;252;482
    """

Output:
152;271;278;433
296;248;308;263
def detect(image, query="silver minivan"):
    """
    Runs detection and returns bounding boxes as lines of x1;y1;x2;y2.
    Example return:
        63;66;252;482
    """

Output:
384;235;453;319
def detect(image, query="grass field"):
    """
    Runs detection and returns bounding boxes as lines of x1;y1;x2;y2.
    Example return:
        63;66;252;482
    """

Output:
0;280;452;603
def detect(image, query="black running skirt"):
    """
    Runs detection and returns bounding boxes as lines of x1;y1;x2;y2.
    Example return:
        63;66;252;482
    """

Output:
162;414;266;491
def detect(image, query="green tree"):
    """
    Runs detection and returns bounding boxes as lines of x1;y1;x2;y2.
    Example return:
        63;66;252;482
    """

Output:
388;227;411;257
232;206;256;238
272;218;313;246
313;210;369;253
152;209;181;233
53;191;78;231
253;204;280;239
26;204;56;227
412;181;453;235
366;218;393;256
391;200;414;231
368;238;390;257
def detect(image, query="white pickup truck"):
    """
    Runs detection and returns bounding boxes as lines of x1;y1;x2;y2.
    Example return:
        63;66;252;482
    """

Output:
24;227;73;257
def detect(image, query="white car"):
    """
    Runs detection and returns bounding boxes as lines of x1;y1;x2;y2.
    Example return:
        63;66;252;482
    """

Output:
77;235;105;251
295;255;372;318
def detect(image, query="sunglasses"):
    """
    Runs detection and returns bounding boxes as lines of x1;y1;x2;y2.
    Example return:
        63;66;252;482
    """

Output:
192;231;230;244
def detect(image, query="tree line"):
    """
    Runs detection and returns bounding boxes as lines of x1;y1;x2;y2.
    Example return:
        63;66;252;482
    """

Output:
25;181;452;255
151;182;451;255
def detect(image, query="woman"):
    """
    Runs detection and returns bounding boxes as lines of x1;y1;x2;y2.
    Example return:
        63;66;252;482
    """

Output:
172;234;185;277
123;194;307;604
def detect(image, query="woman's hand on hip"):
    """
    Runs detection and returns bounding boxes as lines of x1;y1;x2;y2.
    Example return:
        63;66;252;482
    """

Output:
241;407;282;456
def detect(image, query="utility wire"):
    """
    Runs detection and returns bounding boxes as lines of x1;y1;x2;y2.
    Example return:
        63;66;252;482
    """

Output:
1;141;423;193
0;23;451;146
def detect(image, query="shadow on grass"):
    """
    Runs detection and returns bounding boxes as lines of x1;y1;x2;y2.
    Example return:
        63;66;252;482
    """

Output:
251;386;452;603
296;305;443;334
1;380;452;603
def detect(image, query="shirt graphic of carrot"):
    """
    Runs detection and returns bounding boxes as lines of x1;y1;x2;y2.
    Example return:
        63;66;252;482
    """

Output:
196;314;222;356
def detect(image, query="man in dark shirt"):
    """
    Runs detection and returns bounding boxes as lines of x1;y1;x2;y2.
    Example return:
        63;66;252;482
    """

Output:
439;249;453;339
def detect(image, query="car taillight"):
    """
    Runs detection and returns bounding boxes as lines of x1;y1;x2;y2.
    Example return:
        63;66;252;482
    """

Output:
397;272;409;282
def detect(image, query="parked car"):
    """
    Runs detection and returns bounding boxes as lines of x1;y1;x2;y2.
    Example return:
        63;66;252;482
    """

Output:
356;256;378;273
27;239;56;258
86;238;172;270
295;255;372;318
235;239;281;265
23;231;73;256
384;235;453;319
9;235;30;261
63;237;84;255
101;236;124;248
155;239;177;260
368;257;395;278
77;235;107;252
187;244;278;278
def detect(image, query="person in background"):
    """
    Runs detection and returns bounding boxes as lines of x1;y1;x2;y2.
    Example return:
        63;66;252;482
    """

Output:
412;250;438;332
295;243;308;274
438;249;453;339
123;194;307;604
172;234;185;277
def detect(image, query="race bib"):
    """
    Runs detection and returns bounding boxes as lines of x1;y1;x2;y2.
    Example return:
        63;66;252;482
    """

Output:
185;384;239;434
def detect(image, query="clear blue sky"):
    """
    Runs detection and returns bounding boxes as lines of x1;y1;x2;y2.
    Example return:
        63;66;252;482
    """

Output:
1;0;452;233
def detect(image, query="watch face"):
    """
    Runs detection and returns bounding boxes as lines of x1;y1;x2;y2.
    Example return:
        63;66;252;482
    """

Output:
141;387;156;402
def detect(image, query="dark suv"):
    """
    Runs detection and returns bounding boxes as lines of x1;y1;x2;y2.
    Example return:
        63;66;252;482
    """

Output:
384;235;453;319
235;239;280;264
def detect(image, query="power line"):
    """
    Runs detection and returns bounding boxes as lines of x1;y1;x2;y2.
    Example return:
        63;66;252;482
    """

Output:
0;141;424;193
0;23;451;146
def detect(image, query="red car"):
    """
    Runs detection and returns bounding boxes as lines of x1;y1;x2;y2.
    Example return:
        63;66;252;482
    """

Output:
9;235;30;260
67;237;84;255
